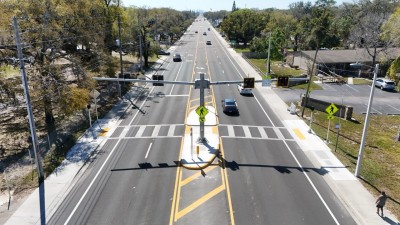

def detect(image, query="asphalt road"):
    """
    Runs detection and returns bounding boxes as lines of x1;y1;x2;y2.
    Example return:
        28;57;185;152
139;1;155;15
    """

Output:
49;18;358;225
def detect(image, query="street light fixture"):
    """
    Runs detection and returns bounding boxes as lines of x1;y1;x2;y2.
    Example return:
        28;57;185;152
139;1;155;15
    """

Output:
351;63;379;177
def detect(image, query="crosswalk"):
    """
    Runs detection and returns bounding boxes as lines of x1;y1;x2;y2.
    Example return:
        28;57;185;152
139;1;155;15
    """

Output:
219;124;294;140
109;124;295;141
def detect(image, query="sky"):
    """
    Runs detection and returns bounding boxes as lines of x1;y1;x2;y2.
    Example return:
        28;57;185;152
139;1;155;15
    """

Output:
122;0;350;11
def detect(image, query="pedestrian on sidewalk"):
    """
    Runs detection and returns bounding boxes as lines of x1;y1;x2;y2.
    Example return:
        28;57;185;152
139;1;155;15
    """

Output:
376;191;388;217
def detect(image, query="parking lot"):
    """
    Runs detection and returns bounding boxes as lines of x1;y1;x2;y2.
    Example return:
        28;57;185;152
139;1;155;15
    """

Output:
274;83;400;115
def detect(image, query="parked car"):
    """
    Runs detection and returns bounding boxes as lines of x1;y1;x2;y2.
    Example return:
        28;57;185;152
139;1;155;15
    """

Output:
158;50;170;55
221;98;239;114
203;32;207;35
208;27;210;31
206;41;211;45
375;78;396;91
195;30;198;33
173;53;182;62
237;83;253;95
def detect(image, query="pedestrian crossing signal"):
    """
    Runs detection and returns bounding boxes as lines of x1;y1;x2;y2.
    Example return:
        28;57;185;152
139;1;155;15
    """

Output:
243;77;255;88
152;75;164;86
277;76;289;87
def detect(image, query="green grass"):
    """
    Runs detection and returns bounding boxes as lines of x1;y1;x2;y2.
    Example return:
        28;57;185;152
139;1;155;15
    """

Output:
248;58;322;90
248;59;305;77
298;107;400;219
0;65;19;78
234;47;251;53
351;78;372;85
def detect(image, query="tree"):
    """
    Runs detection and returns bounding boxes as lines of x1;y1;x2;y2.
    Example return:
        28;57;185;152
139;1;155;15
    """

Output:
289;1;313;50
382;6;400;46
220;9;265;46
347;0;396;78
232;1;238;12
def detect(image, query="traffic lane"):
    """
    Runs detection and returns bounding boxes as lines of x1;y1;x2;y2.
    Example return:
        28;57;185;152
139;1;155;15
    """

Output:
284;141;358;225
206;47;275;127
129;94;187;126
205;40;283;127
222;138;342;225
48;139;120;225
211;81;276;127
69;138;181;225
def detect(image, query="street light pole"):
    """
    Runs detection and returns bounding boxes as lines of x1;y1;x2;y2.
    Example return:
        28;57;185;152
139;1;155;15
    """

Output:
355;64;379;177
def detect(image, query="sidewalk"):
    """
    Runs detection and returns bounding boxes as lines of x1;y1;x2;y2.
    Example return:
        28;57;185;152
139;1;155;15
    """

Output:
213;29;399;224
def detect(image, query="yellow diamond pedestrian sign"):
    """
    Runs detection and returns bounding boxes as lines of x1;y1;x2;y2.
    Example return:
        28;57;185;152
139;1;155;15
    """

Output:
325;103;338;116
196;106;208;117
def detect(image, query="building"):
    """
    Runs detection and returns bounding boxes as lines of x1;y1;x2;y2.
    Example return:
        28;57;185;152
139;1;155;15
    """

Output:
289;48;400;78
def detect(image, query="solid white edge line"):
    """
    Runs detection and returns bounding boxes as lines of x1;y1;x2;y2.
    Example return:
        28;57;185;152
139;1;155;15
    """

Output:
145;142;153;159
282;140;341;225
63;138;122;225
169;60;184;95
253;95;275;127
128;86;155;125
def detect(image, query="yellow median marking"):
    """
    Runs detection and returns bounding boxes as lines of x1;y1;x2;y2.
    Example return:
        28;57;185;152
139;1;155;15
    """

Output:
176;184;225;220
293;128;306;140
220;137;235;225
169;138;184;225
180;166;217;186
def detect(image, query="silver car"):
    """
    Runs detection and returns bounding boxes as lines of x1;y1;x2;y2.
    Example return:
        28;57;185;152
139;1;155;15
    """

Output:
375;78;395;91
237;83;253;95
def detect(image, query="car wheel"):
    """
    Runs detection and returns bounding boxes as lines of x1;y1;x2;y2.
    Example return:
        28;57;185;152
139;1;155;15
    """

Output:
380;86;384;90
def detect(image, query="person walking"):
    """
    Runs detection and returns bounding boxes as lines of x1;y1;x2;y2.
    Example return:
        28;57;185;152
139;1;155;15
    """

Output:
376;191;388;217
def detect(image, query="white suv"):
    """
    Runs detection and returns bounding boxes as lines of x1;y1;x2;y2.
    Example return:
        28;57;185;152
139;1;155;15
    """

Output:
375;78;396;91
237;83;253;95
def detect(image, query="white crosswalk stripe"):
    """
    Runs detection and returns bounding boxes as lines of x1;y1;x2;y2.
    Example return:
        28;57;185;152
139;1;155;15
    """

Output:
110;124;184;139
219;124;293;140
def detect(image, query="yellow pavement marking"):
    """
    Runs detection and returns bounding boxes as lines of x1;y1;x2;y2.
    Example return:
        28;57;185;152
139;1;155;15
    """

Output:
174;163;184;222
180;166;217;186
175;184;225;220
293;128;305;140
220;137;235;225
99;127;110;136
169;138;184;225
185;126;191;134
212;126;218;134
170;26;201;225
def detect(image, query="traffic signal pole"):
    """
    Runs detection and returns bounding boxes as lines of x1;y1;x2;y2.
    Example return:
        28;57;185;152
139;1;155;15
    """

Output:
199;73;206;142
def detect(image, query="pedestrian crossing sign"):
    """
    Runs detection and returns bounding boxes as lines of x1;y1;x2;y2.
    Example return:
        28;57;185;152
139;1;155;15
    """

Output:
196;106;208;117
325;103;338;115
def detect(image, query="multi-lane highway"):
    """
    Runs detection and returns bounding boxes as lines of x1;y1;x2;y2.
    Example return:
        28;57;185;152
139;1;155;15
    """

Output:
48;17;357;225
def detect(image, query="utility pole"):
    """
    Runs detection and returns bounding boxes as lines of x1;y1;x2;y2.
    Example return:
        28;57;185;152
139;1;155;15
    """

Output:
301;47;319;117
197;73;208;142
155;15;158;46
117;14;123;97
138;15;143;70
266;32;271;75
355;64;379;177
13;16;46;225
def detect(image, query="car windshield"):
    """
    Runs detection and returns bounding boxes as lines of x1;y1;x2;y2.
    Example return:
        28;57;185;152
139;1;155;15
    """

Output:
225;101;236;106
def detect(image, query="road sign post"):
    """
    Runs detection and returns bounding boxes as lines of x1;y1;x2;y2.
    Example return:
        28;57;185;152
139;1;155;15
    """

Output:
190;127;193;159
325;103;338;143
